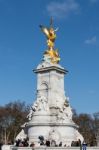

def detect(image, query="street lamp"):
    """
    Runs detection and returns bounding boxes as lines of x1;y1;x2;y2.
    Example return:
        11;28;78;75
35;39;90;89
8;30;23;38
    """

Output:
96;129;99;146
4;127;6;145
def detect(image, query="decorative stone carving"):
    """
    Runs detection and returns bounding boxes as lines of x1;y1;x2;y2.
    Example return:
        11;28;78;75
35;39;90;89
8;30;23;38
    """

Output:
63;104;73;121
57;110;64;123
57;99;73;123
75;130;84;142
27;103;38;121
27;107;33;121
15;129;27;141
30;96;49;113
49;129;61;145
36;95;49;111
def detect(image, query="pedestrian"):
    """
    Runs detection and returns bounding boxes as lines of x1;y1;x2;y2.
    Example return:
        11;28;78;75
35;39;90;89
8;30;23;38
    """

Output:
82;142;87;150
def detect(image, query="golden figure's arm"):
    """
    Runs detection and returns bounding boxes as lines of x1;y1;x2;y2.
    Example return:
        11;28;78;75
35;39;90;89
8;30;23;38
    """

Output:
39;25;49;38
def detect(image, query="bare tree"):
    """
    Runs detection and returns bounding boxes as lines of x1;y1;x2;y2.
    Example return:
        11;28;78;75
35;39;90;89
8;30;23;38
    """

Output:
0;100;29;144
73;110;97;146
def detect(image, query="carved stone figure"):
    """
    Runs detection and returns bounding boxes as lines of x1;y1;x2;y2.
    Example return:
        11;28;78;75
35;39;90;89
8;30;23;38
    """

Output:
32;102;38;111
37;96;45;110
28;96;49;114
57;99;73;123
27;105;36;121
57;109;65;123
49;129;61;145
27;96;49;120
63;104;73;120
15;129;27;141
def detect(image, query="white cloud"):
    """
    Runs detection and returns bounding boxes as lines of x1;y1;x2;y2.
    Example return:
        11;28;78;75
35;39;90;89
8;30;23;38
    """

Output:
46;0;80;19
89;0;98;3
88;90;95;94
85;36;97;44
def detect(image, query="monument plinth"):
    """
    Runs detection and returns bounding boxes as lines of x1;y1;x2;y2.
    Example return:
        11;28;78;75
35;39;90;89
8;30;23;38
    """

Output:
16;19;83;147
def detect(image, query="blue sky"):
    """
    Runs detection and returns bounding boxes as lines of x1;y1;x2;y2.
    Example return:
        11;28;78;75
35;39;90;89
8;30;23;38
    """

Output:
0;0;99;114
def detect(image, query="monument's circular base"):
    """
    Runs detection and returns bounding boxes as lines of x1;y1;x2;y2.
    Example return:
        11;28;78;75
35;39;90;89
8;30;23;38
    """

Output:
26;122;79;147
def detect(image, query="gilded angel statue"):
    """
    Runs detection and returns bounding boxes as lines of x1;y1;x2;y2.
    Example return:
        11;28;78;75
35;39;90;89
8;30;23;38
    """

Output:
39;19;60;64
39;25;58;50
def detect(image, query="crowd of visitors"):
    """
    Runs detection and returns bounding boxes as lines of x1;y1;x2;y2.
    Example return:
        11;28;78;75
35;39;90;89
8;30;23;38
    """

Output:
15;138;29;147
71;140;87;150
14;137;87;149
71;139;81;146
0;143;3;150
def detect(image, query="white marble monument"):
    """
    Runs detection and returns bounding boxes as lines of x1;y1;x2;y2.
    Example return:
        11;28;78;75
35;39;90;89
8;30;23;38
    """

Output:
16;20;84;147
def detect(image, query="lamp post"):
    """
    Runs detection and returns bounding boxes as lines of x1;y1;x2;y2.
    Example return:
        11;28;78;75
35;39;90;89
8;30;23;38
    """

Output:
96;129;99;146
2;124;7;145
4;127;6;145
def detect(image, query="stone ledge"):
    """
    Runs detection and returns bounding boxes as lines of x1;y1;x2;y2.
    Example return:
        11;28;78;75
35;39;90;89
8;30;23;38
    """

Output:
26;122;77;127
33;66;68;74
3;145;99;150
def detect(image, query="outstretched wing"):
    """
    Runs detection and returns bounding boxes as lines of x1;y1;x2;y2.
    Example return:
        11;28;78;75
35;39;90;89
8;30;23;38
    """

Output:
39;25;49;38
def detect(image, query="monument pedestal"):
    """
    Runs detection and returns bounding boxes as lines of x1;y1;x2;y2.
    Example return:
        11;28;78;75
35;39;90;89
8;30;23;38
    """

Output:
16;62;83;147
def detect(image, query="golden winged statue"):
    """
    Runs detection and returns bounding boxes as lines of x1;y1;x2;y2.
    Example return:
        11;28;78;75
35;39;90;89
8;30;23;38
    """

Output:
39;25;57;49
39;19;60;64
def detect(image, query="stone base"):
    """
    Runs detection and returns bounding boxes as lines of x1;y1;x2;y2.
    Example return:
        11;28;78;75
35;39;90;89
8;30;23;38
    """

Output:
2;145;99;150
26;121;81;147
16;63;84;148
